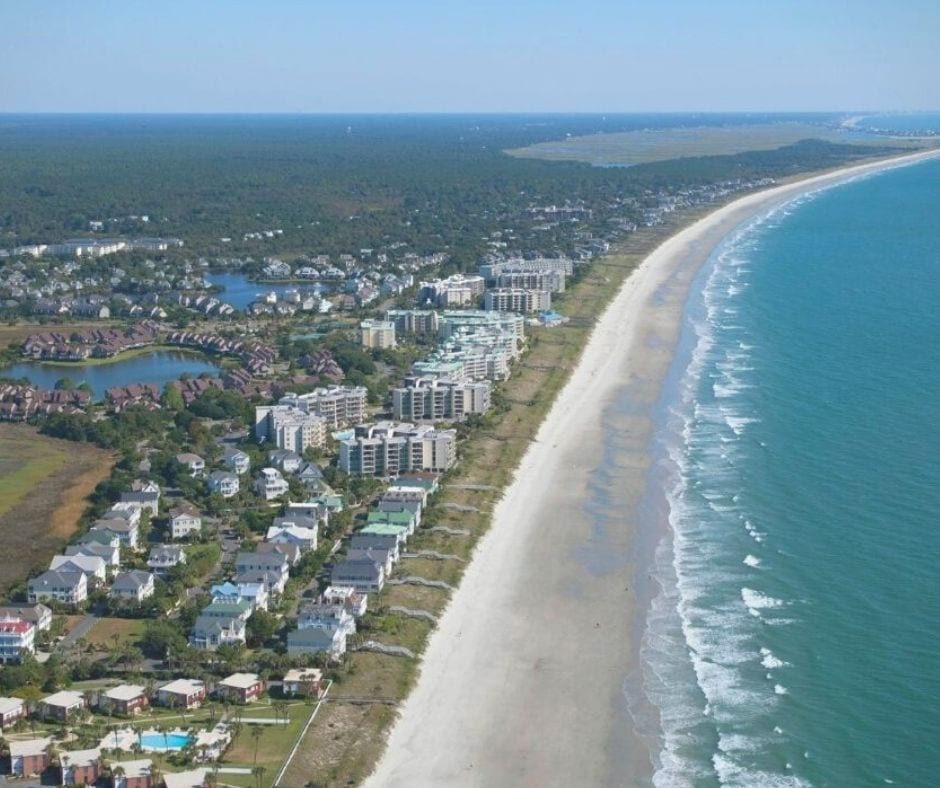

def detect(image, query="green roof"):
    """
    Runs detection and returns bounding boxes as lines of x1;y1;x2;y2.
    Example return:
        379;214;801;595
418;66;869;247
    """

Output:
367;510;414;525
202;600;251;616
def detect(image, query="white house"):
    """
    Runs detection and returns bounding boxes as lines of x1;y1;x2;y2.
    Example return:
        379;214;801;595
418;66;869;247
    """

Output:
0;696;27;728
223;447;251;475
0;618;36;664
28;570;88;606
65;541;120;568
49;555;107;582
265;523;318;552
255;467;289;501
110;570;156;603
207;470;240;498
176;452;206;477
148;545;187;572
168;504;202;539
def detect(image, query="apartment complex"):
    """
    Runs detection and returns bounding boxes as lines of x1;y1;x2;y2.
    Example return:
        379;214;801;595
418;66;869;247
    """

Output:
278;386;368;428
478;256;575;280
339;422;457;477
391;376;491;422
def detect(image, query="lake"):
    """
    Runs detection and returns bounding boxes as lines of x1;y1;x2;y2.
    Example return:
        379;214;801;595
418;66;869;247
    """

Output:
1;350;220;400
205;272;328;310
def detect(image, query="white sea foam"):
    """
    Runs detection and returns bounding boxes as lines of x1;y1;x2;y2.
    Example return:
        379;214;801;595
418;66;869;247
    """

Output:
774;684;789;695
741;588;786;610
760;647;787;669
744;554;762;568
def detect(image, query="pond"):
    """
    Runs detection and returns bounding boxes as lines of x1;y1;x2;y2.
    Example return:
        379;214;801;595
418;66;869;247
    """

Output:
205;272;328;310
1;350;220;400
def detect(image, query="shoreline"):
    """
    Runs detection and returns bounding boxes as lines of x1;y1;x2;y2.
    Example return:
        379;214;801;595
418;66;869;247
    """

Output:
363;147;940;786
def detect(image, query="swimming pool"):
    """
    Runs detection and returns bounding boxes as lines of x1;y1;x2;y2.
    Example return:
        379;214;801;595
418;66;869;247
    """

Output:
140;732;192;751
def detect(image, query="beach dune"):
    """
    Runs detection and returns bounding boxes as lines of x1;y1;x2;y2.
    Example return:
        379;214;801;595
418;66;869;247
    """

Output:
364;149;940;788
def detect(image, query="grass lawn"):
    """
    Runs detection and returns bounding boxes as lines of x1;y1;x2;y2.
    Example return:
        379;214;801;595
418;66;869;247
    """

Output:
217;700;313;787
80;617;147;650
0;423;114;592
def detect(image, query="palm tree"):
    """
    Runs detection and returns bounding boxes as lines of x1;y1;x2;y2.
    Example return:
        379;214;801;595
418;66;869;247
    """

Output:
112;764;126;787
253;764;266;788
250;724;263;764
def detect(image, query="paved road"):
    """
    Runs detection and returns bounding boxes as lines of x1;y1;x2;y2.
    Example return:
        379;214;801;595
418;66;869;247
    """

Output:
58;614;99;649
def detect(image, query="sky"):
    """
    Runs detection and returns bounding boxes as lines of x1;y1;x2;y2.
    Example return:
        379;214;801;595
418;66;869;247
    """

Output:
1;0;939;113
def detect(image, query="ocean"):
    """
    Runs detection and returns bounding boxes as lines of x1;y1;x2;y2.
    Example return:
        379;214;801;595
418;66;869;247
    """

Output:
640;157;940;787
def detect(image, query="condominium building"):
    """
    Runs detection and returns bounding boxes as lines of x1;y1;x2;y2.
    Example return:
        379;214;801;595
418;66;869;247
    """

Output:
254;403;330;453
418;274;485;307
275;386;368;428
359;319;397;349
495;268;566;292
391;376;491;422
339;422;457;477
439;309;526;343
484;288;552;313
478;256;574;280
385;309;441;335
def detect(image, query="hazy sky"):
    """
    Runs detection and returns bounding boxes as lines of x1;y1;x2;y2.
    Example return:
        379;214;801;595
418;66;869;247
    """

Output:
2;0;939;113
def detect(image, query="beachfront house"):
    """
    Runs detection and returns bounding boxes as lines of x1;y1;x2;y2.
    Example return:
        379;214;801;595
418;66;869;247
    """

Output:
255;467;290;500
287;626;347;659
330;556;385;593
282;668;324;698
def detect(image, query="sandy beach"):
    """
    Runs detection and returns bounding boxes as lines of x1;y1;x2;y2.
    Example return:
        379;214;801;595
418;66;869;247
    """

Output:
363;148;940;788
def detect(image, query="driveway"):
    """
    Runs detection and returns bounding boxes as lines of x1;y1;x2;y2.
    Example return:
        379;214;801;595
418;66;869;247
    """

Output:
58;613;99;649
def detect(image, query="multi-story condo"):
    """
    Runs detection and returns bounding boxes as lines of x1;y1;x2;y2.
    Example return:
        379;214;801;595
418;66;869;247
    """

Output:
254;405;327;453
339;421;457;477
418;274;485;307
478;256;574;280
495;268;566;292
359;319;397;349
0;618;35;663
484;288;552;313
391;376;491;422
257;387;367;443
439;309;526;343
385;309;441;336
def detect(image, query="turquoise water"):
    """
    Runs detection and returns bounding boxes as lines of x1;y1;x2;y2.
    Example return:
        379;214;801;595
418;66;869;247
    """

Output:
1;350;219;400
643;158;940;786
140;732;192;751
